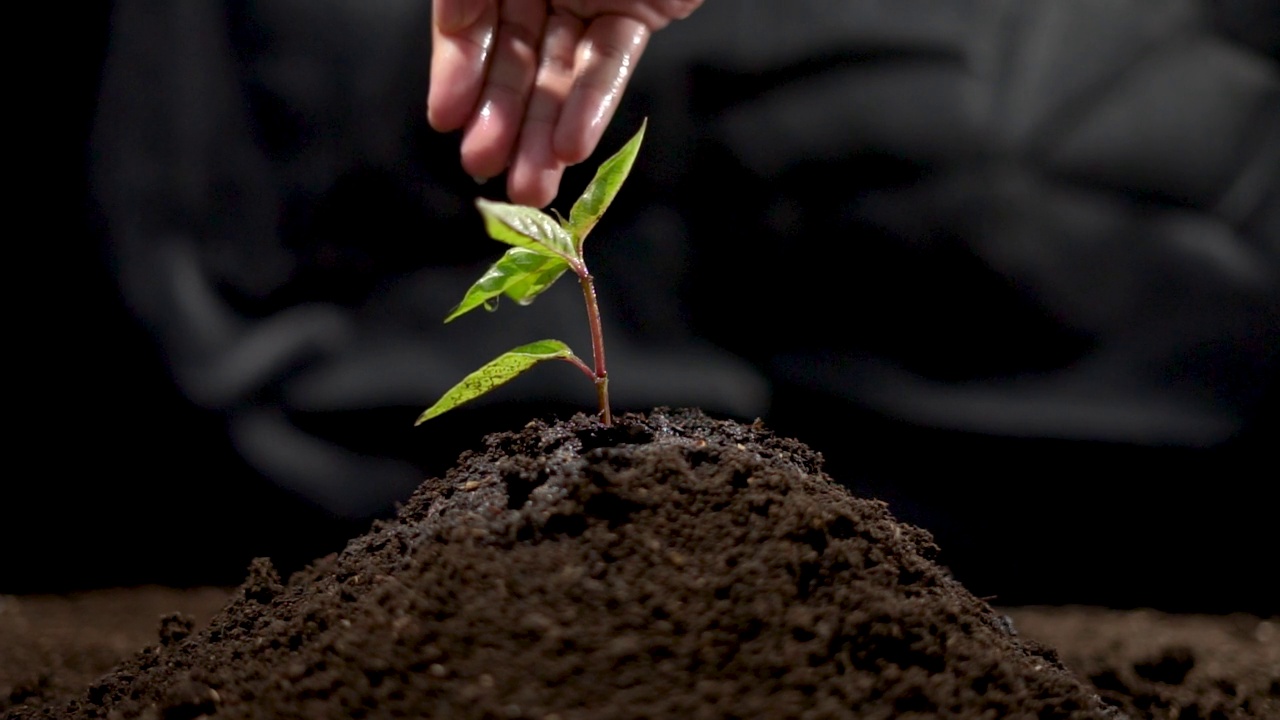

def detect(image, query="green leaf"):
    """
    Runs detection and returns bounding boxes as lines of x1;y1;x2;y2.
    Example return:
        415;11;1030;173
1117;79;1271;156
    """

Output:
416;339;576;423
568;119;646;246
502;256;572;306
445;248;570;323
477;199;578;261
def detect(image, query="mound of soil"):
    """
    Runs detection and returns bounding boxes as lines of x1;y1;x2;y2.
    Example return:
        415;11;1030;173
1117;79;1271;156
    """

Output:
13;409;1128;718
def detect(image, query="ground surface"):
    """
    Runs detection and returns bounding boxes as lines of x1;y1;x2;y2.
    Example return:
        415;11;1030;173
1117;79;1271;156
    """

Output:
3;410;1276;719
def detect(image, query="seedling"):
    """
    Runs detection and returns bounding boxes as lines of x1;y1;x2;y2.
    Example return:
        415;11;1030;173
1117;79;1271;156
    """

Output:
416;120;647;427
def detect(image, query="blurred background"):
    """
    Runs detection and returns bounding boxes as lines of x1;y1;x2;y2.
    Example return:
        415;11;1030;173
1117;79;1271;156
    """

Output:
9;0;1276;615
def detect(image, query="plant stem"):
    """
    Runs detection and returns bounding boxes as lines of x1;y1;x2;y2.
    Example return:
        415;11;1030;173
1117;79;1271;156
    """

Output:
565;354;596;381
577;270;611;425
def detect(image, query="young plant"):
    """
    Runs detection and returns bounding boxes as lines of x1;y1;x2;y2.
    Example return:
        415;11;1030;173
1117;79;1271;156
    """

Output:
416;120;647;427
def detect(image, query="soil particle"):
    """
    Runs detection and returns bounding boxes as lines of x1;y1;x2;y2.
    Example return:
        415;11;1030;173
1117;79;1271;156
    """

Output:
10;409;1125;719
157;614;195;648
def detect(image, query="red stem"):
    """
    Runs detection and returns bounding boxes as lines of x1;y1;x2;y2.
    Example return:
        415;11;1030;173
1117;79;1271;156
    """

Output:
577;268;611;425
564;354;595;381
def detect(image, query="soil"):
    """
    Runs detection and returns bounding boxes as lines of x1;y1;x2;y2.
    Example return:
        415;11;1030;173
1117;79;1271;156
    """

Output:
3;409;1277;719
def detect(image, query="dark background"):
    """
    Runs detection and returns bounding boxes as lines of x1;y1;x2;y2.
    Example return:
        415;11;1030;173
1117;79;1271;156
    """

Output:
10;1;1277;615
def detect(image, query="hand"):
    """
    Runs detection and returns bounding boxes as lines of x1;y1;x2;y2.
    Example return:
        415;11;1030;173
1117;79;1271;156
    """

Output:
428;0;702;207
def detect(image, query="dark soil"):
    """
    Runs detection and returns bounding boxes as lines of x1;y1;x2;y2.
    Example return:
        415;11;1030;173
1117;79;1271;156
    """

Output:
1007;608;1279;719
4;409;1276;719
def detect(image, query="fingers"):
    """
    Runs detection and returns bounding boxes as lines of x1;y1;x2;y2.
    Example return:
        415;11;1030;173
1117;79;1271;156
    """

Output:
458;0;548;182
555;0;701;32
430;2;662;202
507;14;583;206
553;15;650;165
428;0;497;132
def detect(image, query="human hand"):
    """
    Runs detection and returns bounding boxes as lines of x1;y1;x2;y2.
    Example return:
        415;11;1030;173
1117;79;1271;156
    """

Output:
428;0;702;207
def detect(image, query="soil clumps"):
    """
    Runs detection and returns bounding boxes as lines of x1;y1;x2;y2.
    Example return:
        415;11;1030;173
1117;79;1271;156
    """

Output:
15;409;1121;719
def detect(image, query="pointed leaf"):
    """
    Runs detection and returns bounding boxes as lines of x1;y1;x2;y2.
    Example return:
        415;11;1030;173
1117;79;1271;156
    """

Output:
568;119;646;245
445;248;570;322
477;199;578;261
416;340;576;423
503;258;571;306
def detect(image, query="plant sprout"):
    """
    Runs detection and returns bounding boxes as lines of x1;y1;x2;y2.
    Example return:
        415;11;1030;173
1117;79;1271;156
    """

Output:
416;120;647;427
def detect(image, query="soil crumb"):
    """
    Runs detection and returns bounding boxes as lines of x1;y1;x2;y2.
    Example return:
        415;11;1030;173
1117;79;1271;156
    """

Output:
11;409;1124;719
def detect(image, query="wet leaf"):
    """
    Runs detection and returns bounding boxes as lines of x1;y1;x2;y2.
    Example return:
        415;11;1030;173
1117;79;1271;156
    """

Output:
502;256;572;306
568;119;646;247
416;340;576;423
445;248;570;322
477;199;578;261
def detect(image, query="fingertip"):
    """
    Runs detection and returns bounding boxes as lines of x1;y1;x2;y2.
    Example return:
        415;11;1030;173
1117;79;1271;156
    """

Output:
427;88;474;133
426;99;459;133
552;101;612;166
508;159;564;208
459;99;521;180
460;149;509;187
552;123;595;166
506;182;554;209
